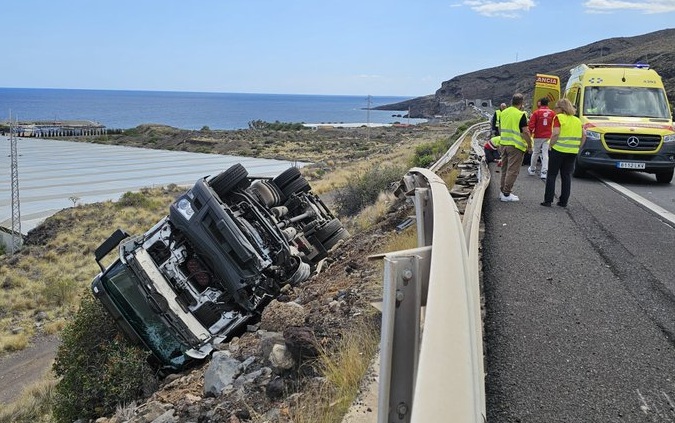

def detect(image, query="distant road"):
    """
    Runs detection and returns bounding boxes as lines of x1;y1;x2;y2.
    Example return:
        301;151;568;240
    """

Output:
0;136;302;233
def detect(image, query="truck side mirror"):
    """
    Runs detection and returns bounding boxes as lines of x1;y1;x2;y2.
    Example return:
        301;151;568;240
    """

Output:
95;229;130;271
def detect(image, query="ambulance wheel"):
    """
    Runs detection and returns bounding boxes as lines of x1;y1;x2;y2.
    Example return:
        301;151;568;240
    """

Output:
656;169;674;184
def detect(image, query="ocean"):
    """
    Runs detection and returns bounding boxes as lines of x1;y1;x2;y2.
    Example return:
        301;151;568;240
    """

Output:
0;88;423;130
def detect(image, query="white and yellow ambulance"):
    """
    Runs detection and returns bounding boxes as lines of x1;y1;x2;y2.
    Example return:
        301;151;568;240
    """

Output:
564;63;675;183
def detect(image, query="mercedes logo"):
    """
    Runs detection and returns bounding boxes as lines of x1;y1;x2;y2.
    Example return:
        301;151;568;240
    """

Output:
627;136;640;148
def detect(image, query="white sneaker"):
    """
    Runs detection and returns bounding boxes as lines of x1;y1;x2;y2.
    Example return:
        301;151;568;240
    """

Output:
540;171;547;180
527;167;536;176
499;192;520;202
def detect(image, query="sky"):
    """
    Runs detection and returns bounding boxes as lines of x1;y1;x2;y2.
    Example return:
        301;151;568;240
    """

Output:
2;1;675;97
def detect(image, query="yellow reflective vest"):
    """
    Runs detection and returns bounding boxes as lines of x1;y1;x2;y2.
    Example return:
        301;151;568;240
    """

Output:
499;107;527;152
552;114;583;154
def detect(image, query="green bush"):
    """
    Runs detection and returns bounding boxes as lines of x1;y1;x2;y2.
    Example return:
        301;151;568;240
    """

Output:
42;277;78;306
116;191;161;210
411;142;446;168
52;295;158;423
334;164;406;217
248;120;306;131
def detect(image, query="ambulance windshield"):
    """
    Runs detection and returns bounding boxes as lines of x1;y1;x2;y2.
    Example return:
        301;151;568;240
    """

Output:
583;86;671;119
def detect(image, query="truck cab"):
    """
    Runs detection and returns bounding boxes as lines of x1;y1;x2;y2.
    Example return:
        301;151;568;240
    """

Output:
564;63;675;183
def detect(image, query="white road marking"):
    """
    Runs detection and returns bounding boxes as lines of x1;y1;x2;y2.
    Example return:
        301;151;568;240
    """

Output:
599;177;675;227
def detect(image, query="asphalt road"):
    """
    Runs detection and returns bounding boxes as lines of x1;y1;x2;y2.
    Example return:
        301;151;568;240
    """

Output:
482;165;675;422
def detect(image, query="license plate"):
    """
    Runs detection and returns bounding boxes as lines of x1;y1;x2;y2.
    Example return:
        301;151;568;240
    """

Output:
617;162;646;170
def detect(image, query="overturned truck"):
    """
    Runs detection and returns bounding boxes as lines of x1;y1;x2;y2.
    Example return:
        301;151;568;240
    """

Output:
91;164;348;371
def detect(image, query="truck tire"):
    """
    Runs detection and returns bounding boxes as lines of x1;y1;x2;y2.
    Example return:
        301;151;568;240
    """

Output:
273;167;302;190
655;169;674;184
210;163;250;198
322;227;350;250
315;219;344;243
281;176;311;197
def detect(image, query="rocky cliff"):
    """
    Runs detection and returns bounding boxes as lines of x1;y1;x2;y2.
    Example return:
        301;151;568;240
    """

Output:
378;28;675;118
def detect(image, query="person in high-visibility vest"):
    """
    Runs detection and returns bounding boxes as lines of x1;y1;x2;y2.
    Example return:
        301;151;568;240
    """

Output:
484;135;501;163
541;98;586;207
498;93;533;202
491;103;507;136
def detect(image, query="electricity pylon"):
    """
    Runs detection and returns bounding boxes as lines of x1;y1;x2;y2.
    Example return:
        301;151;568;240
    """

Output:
9;113;21;254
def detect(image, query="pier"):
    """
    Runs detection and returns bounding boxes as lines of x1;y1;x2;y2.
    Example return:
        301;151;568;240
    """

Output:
0;119;110;137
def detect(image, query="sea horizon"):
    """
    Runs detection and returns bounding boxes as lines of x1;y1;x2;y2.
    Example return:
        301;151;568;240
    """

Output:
0;87;425;131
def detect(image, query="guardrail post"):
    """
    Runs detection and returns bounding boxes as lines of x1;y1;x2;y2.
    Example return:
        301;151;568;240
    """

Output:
378;247;431;423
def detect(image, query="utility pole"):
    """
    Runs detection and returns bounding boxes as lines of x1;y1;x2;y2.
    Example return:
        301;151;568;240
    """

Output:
366;95;371;143
9;111;22;254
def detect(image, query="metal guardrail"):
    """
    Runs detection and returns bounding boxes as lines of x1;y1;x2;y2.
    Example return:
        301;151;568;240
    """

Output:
377;122;491;422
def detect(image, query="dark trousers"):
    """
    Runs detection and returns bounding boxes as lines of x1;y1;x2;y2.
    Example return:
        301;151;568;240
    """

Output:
484;147;500;163
544;149;577;205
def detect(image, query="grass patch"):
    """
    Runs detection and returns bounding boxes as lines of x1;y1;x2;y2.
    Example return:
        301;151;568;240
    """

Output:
0;379;56;423
383;225;418;253
348;191;398;231
291;321;380;423
0;332;29;353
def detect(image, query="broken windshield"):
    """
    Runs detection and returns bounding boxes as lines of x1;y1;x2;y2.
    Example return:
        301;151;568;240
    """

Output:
100;261;189;369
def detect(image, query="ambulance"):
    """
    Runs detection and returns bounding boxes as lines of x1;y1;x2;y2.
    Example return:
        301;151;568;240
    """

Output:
564;63;675;183
532;73;560;113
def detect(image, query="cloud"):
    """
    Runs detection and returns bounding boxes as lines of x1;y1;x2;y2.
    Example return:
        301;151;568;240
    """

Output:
584;0;675;14
463;0;536;18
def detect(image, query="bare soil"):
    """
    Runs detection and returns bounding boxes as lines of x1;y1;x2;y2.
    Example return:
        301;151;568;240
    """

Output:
0;334;59;404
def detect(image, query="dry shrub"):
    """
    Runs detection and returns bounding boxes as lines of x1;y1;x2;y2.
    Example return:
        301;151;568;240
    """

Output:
334;164;405;217
382;225;418;253
350;191;398;231
0;332;29;352
291;321;379;423
0;378;56;423
42;319;67;335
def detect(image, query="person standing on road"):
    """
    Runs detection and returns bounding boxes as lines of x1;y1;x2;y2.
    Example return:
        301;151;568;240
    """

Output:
499;93;533;202
541;98;586;208
528;97;556;180
491;103;507;136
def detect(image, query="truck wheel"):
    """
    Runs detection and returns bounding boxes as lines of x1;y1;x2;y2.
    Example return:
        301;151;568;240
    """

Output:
281;176;311;197
655;169;674;184
315;219;344;243
322;227;350;250
210;163;250;198
572;159;587;178
273;167;302;190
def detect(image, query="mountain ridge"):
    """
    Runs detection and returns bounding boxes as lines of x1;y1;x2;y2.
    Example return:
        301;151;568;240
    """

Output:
379;28;675;118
